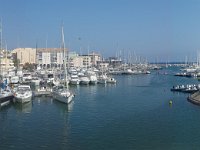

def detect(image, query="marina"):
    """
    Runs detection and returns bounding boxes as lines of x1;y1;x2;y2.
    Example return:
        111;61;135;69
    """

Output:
1;66;200;149
1;0;200;149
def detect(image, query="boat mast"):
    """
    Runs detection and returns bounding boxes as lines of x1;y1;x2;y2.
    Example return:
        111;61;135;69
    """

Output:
5;41;7;72
0;19;2;78
61;25;68;89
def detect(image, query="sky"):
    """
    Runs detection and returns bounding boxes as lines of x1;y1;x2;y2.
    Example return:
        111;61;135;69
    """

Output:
1;0;200;62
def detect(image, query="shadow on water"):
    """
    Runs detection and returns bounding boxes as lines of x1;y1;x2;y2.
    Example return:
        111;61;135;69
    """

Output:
0;103;12;111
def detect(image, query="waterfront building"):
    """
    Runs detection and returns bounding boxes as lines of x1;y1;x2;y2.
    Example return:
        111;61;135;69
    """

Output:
37;48;65;68
0;57;15;75
12;48;36;65
82;55;92;68
70;55;83;68
97;60;109;70
88;52;101;66
107;57;122;68
96;57;122;70
12;47;102;69
68;52;79;67
70;55;90;68
69;52;101;68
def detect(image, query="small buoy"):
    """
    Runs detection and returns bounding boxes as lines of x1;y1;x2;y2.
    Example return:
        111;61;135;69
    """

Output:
169;100;173;105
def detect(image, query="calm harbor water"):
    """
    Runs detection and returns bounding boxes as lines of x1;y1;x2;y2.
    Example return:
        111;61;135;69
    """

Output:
1;67;200;150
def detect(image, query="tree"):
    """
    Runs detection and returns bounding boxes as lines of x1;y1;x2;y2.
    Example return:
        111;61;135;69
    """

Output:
23;63;35;71
12;53;20;68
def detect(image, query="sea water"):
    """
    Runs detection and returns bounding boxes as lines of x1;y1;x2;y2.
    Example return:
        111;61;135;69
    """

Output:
1;67;200;150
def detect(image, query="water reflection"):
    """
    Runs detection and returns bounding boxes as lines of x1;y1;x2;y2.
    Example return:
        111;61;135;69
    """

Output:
0;104;12;122
53;100;74;114
13;101;32;113
52;100;74;148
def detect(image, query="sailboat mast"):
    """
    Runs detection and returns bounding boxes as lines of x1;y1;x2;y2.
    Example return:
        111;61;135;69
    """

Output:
5;41;7;72
0;19;2;77
61;25;68;88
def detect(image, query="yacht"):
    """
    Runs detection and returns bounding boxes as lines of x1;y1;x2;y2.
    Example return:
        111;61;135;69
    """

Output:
22;72;32;82
97;73;107;84
79;75;90;85
70;74;80;85
14;85;32;103
86;70;98;84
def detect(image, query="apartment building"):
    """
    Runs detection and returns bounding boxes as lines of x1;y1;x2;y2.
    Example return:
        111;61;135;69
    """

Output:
12;48;36;65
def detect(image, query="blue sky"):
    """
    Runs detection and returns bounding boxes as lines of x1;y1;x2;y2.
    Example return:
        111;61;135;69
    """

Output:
1;0;200;62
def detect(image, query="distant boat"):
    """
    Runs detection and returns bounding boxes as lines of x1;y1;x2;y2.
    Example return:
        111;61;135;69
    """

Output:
106;76;117;84
79;75;90;85
98;73;107;84
86;70;98;84
171;84;199;93
69;74;80;85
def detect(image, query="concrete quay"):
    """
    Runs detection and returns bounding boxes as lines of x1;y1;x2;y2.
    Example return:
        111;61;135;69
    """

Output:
187;91;200;105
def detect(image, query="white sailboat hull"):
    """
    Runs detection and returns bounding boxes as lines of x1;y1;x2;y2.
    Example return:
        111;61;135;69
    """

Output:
53;90;74;104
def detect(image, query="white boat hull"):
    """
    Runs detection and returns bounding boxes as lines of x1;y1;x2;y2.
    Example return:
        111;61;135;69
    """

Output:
70;80;80;85
0;90;14;107
53;92;74;104
15;95;32;103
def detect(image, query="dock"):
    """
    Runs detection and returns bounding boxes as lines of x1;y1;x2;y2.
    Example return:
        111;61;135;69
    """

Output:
33;87;52;97
187;91;200;105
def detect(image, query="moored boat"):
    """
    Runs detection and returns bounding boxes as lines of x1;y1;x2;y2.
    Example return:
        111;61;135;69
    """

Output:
14;85;32;103
0;88;14;107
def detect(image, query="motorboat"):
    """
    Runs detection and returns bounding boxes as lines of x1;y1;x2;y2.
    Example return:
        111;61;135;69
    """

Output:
86;70;98;84
79;76;90;85
14;85;32;103
98;73;107;84
70;74;80;85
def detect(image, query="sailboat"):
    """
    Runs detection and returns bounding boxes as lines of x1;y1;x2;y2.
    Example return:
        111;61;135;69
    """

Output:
0;20;14;107
52;25;74;104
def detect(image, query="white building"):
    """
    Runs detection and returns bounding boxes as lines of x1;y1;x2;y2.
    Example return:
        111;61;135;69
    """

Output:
37;48;65;68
